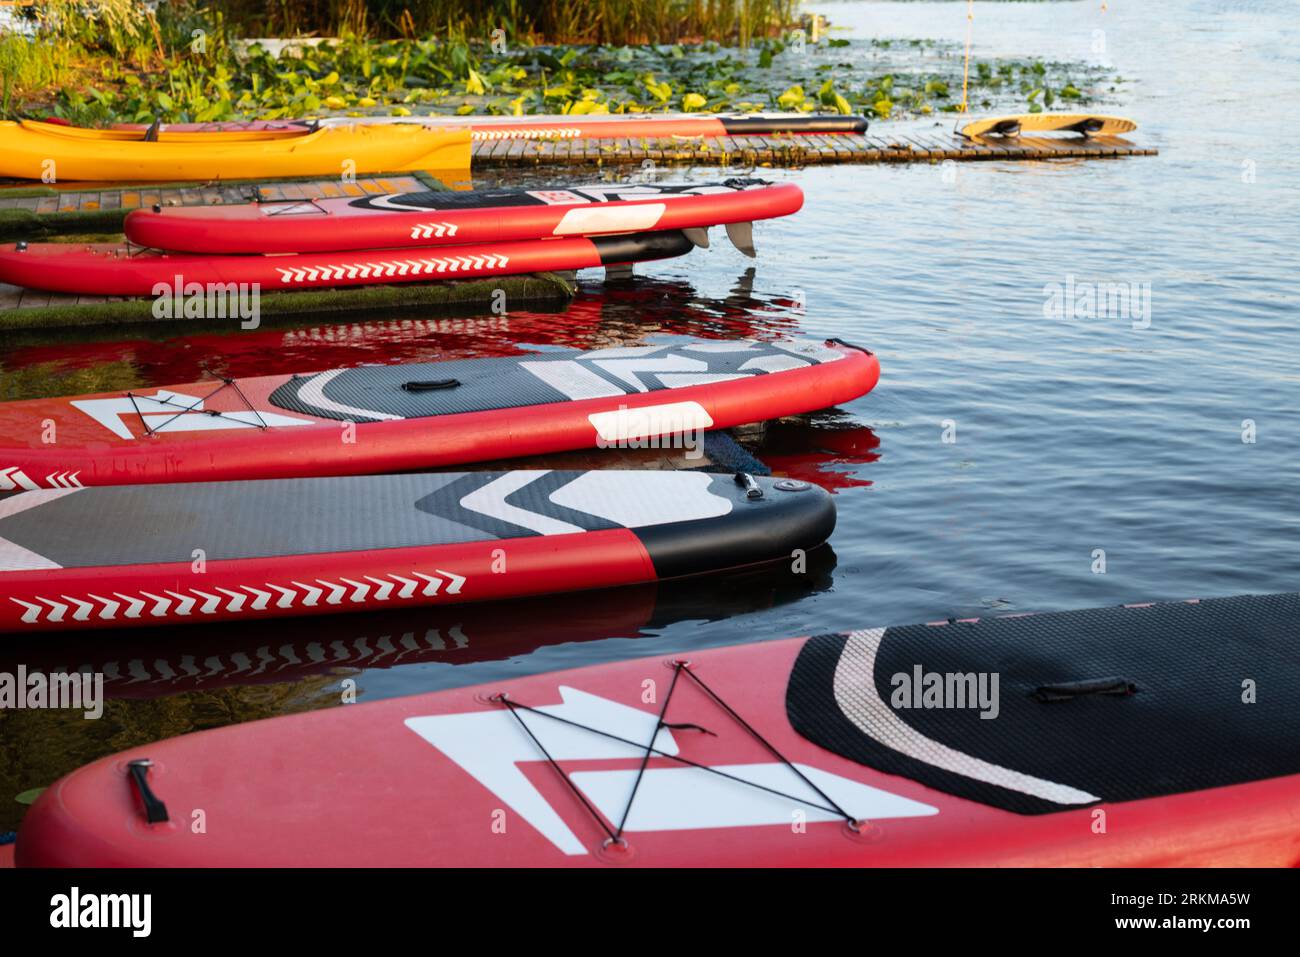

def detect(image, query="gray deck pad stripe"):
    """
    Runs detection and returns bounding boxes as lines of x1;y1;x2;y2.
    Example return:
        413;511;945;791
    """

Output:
267;338;842;423
0;470;745;569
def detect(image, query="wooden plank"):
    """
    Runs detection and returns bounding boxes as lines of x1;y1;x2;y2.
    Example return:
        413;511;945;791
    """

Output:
900;135;943;161
821;134;857;160
16;289;51;310
805;134;845;161
506;136;528;165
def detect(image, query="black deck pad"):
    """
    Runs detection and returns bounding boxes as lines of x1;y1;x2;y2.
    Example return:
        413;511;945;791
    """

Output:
346;179;770;212
0;471;830;571
267;339;844;423
786;593;1300;814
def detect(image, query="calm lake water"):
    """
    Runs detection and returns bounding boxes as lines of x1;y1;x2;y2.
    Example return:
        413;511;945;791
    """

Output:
2;0;1298;831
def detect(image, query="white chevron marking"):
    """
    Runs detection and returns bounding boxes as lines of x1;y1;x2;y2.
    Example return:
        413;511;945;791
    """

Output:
593;355;710;392
365;576;395;601
317;580;347;605
8;568;465;627
412;572;442;597
39;598;67;623
292;582;323;607
272;252;511;285
87;594;120;620
114;593;145;619
191;590;222;615
461;471;584;536
470;128;582;141
140;592;172;617
0;467;40;491
339;578;370;603
165;591;196;616
11;598;42;624
269;584;298;608
216;588;247;613
295;368;402;422
436;569;466;595
63;595;93;621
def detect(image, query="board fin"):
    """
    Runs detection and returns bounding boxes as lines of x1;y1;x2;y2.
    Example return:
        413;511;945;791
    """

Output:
682;226;710;249
725;221;756;258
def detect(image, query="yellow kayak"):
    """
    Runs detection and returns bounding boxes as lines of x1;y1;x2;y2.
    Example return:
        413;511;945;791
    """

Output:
0;119;470;182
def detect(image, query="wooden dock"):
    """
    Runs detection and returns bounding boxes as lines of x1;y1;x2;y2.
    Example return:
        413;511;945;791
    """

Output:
471;128;1157;168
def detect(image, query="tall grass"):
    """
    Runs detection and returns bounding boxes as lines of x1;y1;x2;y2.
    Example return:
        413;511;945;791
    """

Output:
220;0;802;46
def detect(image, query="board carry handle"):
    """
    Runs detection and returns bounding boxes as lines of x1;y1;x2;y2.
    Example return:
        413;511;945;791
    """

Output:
1065;116;1105;136
825;337;874;355
734;472;764;500
400;378;461;392
126;758;170;824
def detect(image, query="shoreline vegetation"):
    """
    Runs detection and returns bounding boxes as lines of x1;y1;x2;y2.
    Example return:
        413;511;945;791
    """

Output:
0;1;1121;128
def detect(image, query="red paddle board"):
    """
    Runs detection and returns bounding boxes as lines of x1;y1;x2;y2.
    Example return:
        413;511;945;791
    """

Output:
0;230;692;296
123;179;801;255
0;338;878;486
0;469;835;633
15;593;1299;865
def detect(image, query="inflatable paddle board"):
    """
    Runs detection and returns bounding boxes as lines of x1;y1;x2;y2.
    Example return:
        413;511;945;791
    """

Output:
109;112;869;141
0;230;694;296
16;593;1300;865
123;179;801;255
0;338;877;486
0;119;470;182
0;469;834;633
959;113;1137;138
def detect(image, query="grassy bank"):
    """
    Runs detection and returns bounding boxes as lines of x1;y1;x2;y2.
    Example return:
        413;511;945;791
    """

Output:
1;1;1120;126
0;272;575;332
216;0;802;46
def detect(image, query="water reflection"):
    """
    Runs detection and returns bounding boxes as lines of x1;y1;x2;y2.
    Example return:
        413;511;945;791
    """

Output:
0;548;836;704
